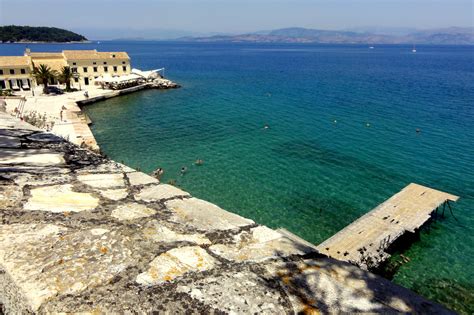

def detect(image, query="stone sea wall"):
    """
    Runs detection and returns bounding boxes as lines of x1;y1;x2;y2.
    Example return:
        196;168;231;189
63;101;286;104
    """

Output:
0;112;453;314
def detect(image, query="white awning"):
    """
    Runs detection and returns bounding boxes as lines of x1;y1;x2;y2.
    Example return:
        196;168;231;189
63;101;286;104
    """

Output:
131;68;164;79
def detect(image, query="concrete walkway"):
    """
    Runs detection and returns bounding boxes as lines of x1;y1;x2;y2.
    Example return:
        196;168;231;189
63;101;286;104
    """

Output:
3;84;149;152
0;112;454;314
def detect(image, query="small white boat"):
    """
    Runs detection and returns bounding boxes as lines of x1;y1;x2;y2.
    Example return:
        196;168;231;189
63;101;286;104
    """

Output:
369;46;374;49
412;44;417;53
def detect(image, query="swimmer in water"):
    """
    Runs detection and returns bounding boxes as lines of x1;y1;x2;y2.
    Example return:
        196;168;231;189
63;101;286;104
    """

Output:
264;124;269;129
195;159;204;165
152;168;164;179
416;128;421;133
181;166;187;175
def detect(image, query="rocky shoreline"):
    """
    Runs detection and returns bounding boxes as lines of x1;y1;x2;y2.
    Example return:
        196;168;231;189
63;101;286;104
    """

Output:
0;112;454;314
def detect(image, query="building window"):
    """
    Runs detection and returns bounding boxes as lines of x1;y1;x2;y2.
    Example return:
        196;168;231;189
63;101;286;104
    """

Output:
93;67;98;72
104;66;108;72
103;61;107;65
0;69;3;75
93;62;96;65
21;69;26;74
73;62;76;65
74;77;79;83
9;69;14;75
0;80;5;89
113;66;118;72
122;61;126;64
112;54;116;58
83;67;88;73
122;66;127;71
72;68;78;73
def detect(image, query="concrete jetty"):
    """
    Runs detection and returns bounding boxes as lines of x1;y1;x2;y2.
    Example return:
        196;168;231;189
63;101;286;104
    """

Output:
317;183;459;270
0;112;455;313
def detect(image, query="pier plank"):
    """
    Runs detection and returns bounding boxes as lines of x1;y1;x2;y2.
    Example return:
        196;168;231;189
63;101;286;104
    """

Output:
316;183;459;269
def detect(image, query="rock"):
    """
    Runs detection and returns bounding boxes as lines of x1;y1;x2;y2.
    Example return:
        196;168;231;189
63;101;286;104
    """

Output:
26;133;63;143
75;161;126;174
115;162;136;173
176;270;288;314
0;183;23;209
209;226;315;262
0;134;22;148
134;184;190;202
126;171;159;186
111;203;156;221
0;224;134;312
24;184;99;212
263;259;403;314
136;246;217;286
0;149;65;166
100;188;128;201
166;198;254;231
142;222;211;245
77;173;125;189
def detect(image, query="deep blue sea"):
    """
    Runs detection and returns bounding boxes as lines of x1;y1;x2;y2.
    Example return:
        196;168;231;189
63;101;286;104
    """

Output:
1;42;473;313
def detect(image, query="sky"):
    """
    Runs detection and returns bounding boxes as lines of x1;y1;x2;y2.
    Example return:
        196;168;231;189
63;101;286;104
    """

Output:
0;0;472;39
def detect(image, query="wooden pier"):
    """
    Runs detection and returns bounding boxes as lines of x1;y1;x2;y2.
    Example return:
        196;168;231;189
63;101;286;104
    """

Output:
316;183;459;270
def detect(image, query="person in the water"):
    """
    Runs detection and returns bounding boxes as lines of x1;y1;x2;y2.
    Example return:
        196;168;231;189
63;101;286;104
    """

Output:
181;166;187;175
195;159;204;165
152;168;164;179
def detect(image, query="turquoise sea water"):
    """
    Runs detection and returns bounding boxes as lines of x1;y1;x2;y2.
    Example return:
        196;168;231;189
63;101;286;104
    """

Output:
2;42;473;313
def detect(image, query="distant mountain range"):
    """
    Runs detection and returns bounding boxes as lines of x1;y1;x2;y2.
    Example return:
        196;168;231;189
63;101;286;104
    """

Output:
177;27;474;45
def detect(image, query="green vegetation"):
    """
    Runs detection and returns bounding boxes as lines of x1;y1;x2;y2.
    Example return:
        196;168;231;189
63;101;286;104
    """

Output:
0;25;87;43
32;64;57;94
58;66;74;91
0;89;13;96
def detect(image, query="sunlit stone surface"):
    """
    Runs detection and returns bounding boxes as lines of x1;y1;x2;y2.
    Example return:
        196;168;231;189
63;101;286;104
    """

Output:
166;197;254;230
100;188;129;200
24;184;99;212
111;203;156;221
134;184;190;201
126;171;159;186
77;173;125;188
136;246;217;286
142;222;211;245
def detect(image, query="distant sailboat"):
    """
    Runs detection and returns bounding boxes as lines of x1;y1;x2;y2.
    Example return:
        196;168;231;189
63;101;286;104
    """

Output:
412;44;417;53
369;46;374;49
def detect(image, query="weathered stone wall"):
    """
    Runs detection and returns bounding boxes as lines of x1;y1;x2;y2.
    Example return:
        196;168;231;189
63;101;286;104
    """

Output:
0;112;454;314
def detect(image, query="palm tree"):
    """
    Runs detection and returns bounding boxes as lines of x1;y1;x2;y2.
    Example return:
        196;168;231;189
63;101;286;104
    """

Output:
58;66;74;91
32;64;57;94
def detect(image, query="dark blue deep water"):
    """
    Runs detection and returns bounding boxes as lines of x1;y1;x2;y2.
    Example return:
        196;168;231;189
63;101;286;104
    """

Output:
1;42;473;313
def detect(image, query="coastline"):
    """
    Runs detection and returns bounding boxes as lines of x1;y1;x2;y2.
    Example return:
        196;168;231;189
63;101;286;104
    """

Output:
2;78;180;152
1;40;91;44
0;111;455;314
2;84;150;152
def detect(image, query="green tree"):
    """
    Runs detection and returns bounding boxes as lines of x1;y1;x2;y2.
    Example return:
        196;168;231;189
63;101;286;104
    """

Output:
32;64;57;94
58;66;74;91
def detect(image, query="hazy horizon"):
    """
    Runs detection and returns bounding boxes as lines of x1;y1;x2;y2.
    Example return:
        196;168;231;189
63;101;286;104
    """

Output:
1;0;472;39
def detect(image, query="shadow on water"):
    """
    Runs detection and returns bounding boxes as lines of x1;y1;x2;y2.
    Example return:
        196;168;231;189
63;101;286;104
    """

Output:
411;278;474;315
